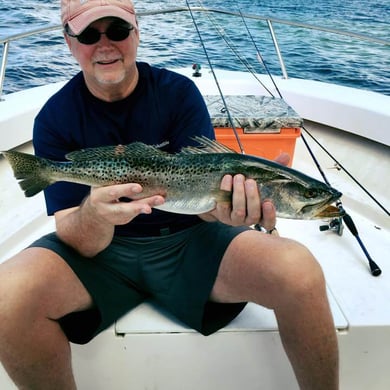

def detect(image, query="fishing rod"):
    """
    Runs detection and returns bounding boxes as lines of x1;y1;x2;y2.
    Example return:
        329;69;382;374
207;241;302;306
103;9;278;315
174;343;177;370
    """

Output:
239;10;382;276
298;125;389;217
185;0;245;154
196;6;275;97
238;10;282;100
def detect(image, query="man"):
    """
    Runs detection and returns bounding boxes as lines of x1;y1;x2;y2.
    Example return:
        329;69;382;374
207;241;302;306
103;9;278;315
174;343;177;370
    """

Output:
0;0;339;389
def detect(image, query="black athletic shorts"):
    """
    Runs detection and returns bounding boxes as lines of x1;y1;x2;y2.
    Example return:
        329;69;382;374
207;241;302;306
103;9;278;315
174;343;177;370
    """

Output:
29;222;249;344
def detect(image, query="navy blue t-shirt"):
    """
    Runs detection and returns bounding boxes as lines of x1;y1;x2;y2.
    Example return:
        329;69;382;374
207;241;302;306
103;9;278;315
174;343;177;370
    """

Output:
33;62;214;236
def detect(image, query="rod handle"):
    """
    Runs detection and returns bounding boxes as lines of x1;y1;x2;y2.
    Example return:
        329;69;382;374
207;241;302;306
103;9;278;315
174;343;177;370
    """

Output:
343;213;382;276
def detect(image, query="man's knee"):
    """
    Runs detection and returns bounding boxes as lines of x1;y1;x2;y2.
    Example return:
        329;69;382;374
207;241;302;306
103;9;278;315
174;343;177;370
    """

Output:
277;239;326;301
0;247;91;326
0;249;49;324
212;231;326;306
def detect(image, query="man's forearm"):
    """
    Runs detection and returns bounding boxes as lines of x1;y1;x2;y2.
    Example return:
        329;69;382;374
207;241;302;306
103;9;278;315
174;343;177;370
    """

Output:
55;196;115;258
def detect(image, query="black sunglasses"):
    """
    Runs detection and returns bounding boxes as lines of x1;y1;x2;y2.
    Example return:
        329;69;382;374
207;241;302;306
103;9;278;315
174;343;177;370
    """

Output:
66;23;134;45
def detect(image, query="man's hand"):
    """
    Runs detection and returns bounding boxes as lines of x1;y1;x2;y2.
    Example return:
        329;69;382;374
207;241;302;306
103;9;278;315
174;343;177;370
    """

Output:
274;152;290;167
87;183;165;226
201;174;274;228
208;174;260;226
55;183;165;257
200;152;290;230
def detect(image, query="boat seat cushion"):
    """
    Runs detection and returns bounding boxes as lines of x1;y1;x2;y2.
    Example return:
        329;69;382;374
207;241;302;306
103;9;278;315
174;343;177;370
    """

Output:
204;95;302;133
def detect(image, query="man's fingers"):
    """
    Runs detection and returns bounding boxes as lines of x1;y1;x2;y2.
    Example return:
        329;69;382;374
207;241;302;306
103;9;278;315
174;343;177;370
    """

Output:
274;152;290;166
92;183;142;203
244;179;261;225
220;174;233;191
231;175;247;222
215;175;262;226
88;183;165;225
260;200;277;232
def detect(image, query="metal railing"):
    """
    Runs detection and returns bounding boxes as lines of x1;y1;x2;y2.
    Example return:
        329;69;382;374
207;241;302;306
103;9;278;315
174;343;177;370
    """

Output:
1;6;389;100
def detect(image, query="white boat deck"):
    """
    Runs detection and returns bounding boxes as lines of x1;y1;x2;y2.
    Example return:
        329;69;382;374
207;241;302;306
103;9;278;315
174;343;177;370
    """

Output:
1;72;390;389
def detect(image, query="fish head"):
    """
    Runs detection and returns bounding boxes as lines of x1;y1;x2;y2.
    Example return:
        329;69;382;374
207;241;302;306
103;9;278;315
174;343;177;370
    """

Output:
263;179;343;220
298;184;343;219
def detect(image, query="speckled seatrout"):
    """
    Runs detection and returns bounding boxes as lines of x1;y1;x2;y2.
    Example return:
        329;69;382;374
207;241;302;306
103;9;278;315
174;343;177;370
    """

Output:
2;137;343;219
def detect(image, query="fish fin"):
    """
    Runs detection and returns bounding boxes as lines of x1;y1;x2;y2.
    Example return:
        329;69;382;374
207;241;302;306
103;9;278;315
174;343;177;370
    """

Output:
181;136;237;155
213;189;232;204
66;143;166;161
2;151;53;197
155;190;232;215
18;176;54;197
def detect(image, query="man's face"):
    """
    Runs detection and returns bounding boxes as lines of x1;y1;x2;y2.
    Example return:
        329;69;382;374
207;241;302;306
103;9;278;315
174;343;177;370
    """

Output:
65;17;139;90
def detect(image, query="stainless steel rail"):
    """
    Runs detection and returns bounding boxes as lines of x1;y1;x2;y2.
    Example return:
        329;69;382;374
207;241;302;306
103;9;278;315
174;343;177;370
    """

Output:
1;6;389;100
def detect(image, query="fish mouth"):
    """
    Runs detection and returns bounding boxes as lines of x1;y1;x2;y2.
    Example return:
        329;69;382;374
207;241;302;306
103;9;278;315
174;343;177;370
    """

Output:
314;204;344;218
303;189;343;219
301;202;343;219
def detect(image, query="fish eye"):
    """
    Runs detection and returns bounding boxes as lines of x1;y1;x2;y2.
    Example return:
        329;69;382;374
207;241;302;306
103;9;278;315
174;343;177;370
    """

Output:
304;189;318;198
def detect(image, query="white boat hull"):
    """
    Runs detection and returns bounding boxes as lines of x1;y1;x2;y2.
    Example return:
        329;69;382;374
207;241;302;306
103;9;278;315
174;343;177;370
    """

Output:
1;69;389;389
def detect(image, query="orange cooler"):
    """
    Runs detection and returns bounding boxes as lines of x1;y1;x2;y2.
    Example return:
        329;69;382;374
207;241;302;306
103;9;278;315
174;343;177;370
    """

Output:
215;127;301;167
205;95;302;167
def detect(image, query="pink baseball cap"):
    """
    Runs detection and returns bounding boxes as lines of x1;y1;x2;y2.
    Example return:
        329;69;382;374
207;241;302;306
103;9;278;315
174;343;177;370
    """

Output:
61;0;137;34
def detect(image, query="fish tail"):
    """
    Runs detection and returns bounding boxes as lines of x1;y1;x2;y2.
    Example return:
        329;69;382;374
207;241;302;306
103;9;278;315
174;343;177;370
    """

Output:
2;150;54;197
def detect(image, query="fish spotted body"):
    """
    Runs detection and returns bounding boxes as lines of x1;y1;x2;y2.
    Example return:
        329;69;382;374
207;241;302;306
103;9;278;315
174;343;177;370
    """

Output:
2;137;343;219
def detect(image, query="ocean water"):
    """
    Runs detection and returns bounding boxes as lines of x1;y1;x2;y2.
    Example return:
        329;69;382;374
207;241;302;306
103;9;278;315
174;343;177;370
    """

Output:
0;0;389;96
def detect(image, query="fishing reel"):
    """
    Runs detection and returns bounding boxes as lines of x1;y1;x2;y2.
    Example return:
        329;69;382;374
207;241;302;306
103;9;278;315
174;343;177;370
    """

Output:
319;217;344;236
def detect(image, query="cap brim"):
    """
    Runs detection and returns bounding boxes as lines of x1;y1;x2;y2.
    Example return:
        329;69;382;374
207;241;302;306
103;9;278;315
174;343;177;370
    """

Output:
67;5;137;34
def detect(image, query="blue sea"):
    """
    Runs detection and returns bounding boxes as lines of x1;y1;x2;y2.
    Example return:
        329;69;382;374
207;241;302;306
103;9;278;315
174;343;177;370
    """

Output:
0;0;389;96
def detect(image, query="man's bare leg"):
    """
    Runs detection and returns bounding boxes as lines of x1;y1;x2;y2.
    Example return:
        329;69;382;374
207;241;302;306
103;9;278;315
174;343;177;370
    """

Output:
0;247;93;390
211;230;339;390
